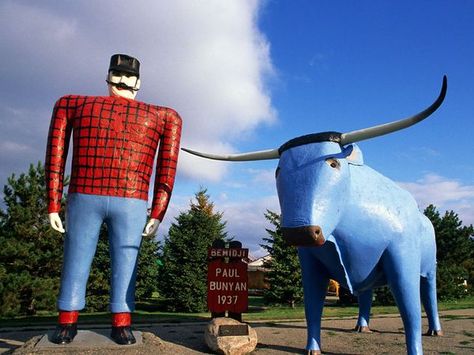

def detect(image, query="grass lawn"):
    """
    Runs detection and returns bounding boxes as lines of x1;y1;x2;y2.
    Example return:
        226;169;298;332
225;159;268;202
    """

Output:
243;295;474;321
1;295;473;328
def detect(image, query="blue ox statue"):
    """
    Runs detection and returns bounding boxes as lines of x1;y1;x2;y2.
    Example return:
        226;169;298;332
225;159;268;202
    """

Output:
183;77;447;355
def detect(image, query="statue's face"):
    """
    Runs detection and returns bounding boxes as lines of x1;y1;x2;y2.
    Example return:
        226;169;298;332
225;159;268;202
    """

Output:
107;71;141;100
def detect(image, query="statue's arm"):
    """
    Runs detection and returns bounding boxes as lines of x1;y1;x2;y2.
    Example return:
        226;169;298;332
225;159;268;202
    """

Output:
45;96;74;226
149;109;182;222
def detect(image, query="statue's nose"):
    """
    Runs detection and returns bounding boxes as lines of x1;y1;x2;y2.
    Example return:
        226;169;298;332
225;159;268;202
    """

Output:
281;225;325;247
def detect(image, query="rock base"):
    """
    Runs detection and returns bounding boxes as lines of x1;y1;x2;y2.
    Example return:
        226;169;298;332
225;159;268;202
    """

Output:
204;317;257;355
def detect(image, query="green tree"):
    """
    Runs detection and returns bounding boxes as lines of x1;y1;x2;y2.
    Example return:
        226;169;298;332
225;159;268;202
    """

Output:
84;226;110;312
135;228;161;300
158;188;227;312
0;163;65;316
85;225;161;312
260;210;303;307
424;204;474;300
424;205;474;265
0;162;161;315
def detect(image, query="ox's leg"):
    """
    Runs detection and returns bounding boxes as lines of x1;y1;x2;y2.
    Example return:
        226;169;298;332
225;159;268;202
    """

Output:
382;251;423;355
298;248;329;354
420;272;443;336
355;289;373;332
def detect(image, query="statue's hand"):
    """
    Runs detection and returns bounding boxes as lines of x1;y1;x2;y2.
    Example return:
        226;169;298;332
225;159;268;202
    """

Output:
142;218;160;237
49;212;65;233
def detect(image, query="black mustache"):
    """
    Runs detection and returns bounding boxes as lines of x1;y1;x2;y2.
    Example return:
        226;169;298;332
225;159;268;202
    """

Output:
105;80;139;91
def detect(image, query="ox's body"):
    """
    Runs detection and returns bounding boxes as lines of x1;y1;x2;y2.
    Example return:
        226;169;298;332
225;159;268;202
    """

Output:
182;77;447;355
277;141;441;354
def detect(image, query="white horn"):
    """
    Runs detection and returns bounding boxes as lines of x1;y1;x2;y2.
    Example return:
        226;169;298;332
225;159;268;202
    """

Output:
181;147;279;161
340;76;447;145
183;76;447;161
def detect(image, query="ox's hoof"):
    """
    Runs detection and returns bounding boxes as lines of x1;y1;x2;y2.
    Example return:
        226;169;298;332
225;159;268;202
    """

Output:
425;329;444;336
306;350;321;355
354;325;372;333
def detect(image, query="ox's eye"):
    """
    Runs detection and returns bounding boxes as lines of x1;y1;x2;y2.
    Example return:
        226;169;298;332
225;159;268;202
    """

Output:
325;158;340;169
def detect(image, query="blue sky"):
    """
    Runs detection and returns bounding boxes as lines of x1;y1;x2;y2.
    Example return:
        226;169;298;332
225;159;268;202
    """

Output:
1;1;473;257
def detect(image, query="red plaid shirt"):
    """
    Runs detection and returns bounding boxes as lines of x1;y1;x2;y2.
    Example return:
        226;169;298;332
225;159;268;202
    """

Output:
45;95;182;221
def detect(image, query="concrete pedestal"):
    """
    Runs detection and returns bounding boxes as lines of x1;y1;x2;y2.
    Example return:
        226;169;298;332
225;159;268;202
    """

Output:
37;329;142;348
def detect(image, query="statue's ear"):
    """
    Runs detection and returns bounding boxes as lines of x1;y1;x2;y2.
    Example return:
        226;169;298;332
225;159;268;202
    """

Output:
345;144;364;166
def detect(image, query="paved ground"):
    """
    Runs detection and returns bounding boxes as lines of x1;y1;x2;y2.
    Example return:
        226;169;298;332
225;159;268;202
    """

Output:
1;309;473;354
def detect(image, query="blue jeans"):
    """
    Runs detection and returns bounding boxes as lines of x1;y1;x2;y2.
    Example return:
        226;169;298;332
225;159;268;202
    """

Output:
57;193;147;313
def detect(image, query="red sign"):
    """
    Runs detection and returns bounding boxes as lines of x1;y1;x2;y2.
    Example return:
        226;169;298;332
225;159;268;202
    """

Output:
207;259;248;313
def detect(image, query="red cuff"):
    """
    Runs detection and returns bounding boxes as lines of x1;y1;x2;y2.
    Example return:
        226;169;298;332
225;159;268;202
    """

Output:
48;203;61;214
112;312;131;327
58;310;79;324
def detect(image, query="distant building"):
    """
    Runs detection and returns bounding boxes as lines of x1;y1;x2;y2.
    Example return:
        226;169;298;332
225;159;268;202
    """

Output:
247;254;271;294
247;254;340;296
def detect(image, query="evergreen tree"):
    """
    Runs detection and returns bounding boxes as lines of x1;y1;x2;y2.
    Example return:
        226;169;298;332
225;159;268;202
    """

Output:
135;227;161;300
84;225;110;312
424;205;474;265
261;210;303;307
0;163;161;315
158;188;226;312
86;224;161;312
424;205;474;299
0;163;65;316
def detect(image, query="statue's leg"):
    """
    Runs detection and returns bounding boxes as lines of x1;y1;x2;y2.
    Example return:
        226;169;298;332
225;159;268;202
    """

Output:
106;197;146;345
382;251;423;355
106;197;147;314
52;194;104;344
58;193;104;311
298;248;329;354
355;289;373;332
421;272;443;336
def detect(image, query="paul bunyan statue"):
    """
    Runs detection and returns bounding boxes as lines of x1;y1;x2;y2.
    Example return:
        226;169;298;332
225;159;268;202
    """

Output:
45;54;182;345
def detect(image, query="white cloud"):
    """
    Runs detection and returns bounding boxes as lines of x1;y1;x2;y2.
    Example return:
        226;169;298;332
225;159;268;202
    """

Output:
217;194;280;256
398;174;474;225
158;192;280;258
0;0;275;184
0;141;31;153
247;168;276;185
0;104;52;186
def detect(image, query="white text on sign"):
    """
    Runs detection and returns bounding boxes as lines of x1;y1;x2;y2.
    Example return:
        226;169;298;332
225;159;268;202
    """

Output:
218;295;238;305
209;281;247;291
215;268;240;277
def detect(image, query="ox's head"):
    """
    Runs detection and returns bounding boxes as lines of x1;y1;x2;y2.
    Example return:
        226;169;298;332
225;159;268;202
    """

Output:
276;133;362;246
182;77;447;247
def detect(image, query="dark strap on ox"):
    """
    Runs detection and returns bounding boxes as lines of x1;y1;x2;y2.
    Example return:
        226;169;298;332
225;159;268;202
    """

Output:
278;131;342;155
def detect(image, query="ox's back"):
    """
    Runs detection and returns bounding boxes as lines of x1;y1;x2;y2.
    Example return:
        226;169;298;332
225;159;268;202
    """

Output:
343;163;424;239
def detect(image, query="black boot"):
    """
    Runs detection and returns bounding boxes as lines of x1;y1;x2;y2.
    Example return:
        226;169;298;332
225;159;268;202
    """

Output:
51;323;78;344
111;326;136;345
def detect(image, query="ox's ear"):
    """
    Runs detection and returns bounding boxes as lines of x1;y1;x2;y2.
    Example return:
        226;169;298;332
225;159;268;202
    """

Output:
344;144;364;166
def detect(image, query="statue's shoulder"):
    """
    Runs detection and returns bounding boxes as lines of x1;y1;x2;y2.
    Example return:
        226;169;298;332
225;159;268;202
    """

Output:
164;107;182;123
147;104;182;124
55;94;98;106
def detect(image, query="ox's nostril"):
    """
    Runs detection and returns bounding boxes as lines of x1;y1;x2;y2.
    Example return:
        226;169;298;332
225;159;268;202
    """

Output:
281;225;325;247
